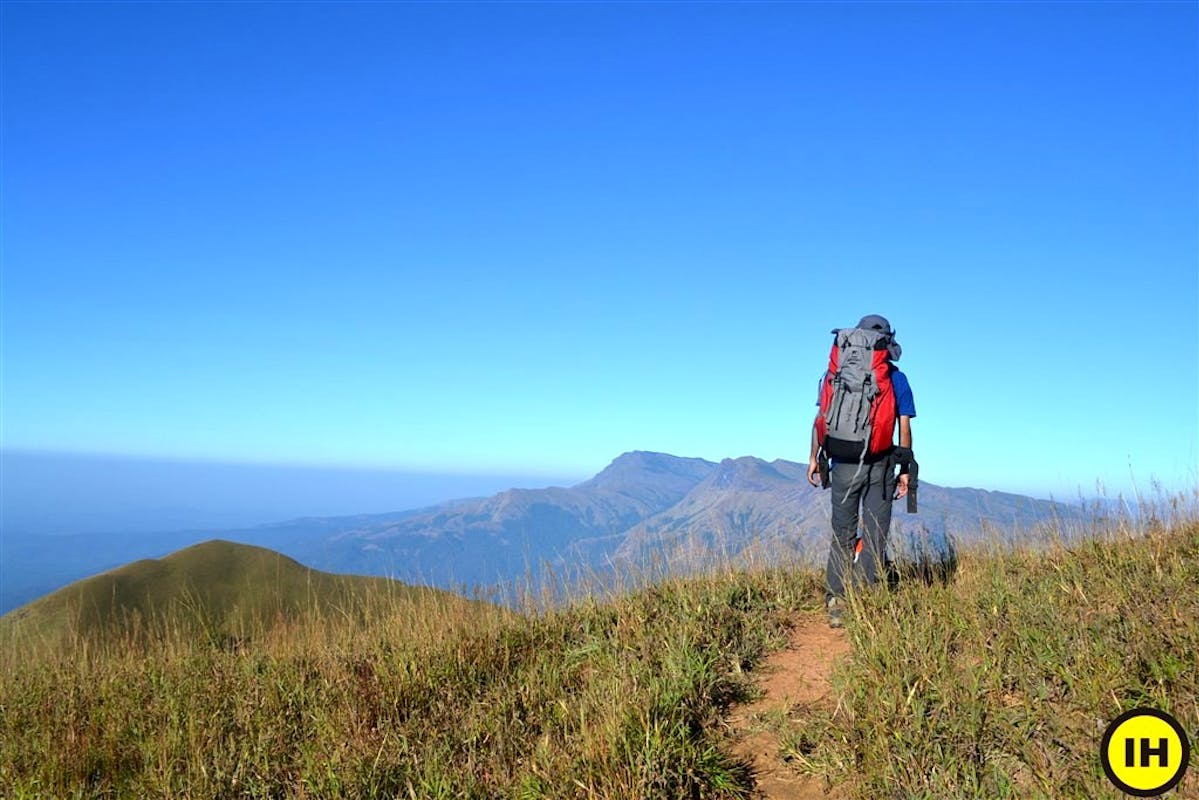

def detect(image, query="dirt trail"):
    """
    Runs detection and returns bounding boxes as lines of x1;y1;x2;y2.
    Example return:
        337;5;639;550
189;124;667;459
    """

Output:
728;613;851;800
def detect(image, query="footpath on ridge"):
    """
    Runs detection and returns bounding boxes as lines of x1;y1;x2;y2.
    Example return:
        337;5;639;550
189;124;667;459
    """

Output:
728;613;851;800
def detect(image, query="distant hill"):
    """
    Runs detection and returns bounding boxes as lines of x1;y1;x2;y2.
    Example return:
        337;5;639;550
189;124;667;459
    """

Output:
0;509;431;614
0;539;483;646
606;455;1084;567
311;451;718;584
299;451;1086;592
4;452;1092;612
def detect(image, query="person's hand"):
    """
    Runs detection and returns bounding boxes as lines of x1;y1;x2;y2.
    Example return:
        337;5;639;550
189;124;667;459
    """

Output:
895;473;910;500
807;459;821;487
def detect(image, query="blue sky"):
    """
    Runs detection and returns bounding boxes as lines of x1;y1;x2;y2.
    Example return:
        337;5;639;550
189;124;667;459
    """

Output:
3;1;1196;501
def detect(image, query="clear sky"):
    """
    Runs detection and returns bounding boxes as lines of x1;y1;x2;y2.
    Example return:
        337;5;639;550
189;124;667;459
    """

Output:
3;1;1196;501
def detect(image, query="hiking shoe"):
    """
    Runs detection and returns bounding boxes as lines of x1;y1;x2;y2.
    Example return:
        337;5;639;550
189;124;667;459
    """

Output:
827;597;845;629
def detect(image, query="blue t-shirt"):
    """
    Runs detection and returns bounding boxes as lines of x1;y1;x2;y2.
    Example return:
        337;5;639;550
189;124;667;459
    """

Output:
892;370;916;418
816;368;916;418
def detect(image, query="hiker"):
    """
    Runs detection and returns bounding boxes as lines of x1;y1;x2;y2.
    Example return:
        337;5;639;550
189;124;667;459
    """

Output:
805;314;916;628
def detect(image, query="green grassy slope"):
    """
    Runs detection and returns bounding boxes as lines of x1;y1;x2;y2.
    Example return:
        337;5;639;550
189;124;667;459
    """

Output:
0;539;486;647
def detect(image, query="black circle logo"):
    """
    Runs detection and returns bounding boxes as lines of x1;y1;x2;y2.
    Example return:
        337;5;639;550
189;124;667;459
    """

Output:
1099;707;1190;797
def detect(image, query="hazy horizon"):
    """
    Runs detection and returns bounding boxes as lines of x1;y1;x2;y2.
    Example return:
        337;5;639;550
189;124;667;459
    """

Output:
1;448;1148;544
2;448;584;537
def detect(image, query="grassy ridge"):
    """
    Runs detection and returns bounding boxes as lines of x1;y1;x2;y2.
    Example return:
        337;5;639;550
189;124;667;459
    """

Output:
784;515;1199;799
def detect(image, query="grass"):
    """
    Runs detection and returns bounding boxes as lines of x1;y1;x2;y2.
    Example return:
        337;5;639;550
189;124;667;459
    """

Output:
0;548;822;798
780;495;1199;799
1;493;1196;798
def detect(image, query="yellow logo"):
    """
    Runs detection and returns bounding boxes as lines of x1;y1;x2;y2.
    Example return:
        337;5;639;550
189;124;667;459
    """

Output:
1100;708;1190;797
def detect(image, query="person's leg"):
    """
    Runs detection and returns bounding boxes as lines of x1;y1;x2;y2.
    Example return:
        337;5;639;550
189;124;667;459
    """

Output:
858;457;896;588
825;461;866;602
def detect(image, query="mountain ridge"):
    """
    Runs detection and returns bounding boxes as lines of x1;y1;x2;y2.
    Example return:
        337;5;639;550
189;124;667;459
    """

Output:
296;451;1087;595
3;451;1091;612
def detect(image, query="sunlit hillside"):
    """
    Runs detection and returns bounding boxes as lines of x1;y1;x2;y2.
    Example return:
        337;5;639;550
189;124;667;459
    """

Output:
0;539;492;650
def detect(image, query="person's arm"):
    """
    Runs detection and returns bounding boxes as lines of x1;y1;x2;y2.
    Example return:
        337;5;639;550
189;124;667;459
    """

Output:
895;415;912;497
806;417;821;486
808;373;825;487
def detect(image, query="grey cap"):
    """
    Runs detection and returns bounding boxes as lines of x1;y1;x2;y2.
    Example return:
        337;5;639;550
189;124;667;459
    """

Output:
857;314;902;361
857;314;892;333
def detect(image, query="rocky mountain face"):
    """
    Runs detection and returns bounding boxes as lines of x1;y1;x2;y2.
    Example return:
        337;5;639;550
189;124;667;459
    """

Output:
300;451;1085;595
302;452;719;590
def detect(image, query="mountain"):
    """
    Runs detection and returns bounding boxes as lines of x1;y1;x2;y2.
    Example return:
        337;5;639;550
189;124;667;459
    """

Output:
3;452;1091;612
0;539;482;646
609;456;1086;567
609;456;820;565
306;451;718;589
303;452;1086;593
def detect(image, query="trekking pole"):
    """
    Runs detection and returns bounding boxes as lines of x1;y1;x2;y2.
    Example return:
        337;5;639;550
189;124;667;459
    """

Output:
907;456;919;514
894;447;918;513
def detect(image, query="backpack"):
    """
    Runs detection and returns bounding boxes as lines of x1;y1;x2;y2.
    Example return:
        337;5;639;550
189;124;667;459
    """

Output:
816;327;898;463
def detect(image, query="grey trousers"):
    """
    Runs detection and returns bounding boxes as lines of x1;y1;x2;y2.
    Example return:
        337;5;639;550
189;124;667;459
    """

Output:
825;456;895;600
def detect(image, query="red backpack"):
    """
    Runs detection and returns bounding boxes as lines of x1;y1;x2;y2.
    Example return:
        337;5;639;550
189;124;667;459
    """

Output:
815;326;897;462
